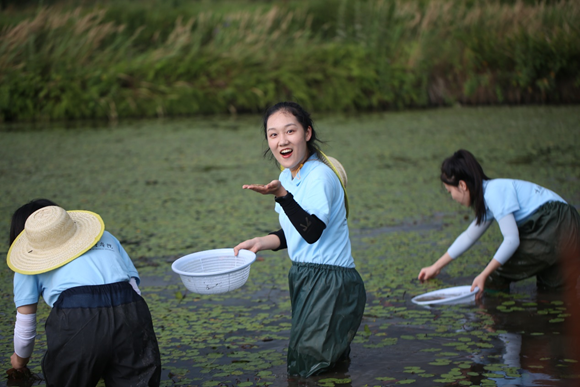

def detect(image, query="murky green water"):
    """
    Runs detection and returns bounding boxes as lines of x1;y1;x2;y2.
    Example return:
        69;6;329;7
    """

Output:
1;106;579;386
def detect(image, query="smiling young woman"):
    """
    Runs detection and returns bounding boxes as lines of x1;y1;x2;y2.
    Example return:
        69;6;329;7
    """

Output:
234;102;366;378
265;110;312;178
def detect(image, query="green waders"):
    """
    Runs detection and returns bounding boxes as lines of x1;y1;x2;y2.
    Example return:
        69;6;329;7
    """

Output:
486;201;580;290
287;262;366;377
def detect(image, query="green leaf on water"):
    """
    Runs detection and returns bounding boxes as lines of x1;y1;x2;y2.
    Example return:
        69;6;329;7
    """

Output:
319;378;352;385
429;361;451;366
364;324;372;335
483;373;504;378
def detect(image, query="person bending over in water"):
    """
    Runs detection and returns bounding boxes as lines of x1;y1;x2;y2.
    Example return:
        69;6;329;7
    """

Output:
7;199;161;387
234;102;366;377
418;149;580;297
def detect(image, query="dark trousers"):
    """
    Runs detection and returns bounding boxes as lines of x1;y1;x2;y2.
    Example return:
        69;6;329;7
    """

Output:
42;282;161;387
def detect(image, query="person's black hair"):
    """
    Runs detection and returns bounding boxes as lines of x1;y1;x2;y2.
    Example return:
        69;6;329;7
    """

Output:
440;150;490;225
262;101;323;161
9;199;59;245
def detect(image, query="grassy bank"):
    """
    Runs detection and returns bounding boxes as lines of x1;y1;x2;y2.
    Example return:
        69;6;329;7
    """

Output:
0;0;579;122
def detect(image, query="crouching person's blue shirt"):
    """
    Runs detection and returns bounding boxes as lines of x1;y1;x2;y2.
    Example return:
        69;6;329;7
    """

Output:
13;231;140;308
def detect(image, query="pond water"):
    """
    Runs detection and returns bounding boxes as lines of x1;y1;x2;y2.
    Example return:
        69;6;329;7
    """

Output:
137;244;580;387
1;106;579;386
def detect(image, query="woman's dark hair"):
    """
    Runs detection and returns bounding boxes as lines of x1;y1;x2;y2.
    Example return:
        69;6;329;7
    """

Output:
440;150;490;225
262;101;323;160
9;199;59;245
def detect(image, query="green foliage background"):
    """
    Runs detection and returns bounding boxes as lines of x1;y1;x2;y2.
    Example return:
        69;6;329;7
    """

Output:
1;0;579;122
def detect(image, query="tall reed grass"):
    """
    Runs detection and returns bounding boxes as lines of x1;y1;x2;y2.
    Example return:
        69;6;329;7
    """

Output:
0;0;578;122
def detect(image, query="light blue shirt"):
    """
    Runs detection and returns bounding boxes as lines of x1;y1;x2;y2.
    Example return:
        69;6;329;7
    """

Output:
483;179;566;224
275;155;354;268
13;231;140;308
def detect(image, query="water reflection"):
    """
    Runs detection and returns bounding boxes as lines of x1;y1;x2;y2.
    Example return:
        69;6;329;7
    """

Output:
287;359;353;387
468;287;578;387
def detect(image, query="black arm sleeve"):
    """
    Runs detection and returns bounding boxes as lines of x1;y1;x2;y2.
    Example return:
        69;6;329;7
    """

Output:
275;192;327;244
268;229;287;251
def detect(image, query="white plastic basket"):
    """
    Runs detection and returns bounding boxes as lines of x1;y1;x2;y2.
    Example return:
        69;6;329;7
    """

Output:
171;248;256;295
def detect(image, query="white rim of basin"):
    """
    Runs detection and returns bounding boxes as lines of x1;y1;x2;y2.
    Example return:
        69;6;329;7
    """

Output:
411;285;479;305
171;248;256;277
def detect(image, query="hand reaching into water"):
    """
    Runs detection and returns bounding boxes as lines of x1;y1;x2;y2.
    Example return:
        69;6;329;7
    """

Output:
471;274;487;300
7;353;36;384
471;258;502;300
418;265;441;282
6;366;32;381
418;253;453;282
10;353;28;371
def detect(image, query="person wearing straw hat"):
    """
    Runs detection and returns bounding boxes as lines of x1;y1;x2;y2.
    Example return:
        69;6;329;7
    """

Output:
233;102;366;378
7;200;161;387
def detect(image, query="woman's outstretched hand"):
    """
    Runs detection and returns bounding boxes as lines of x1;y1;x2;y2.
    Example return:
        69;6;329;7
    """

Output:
243;180;287;197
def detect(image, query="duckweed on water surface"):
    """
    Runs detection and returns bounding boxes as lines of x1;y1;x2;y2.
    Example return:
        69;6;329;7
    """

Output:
1;106;580;386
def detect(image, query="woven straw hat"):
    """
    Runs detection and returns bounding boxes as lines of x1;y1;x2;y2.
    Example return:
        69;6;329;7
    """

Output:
322;155;348;187
7;206;105;275
319;152;350;218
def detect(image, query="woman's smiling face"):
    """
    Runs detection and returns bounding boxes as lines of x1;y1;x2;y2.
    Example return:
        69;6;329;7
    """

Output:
266;110;312;177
